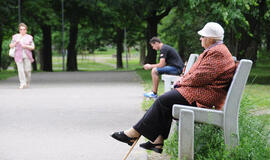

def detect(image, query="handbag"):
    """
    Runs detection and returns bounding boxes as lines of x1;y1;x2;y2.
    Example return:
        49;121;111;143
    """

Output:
9;47;15;57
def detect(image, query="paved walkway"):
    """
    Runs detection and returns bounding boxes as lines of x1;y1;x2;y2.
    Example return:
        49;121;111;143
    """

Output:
0;71;147;160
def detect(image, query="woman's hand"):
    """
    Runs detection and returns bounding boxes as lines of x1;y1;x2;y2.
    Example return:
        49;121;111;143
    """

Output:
10;41;19;48
21;44;28;49
21;44;34;50
173;76;183;88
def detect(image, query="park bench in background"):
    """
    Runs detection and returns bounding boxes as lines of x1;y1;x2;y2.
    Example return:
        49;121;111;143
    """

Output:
161;54;199;92
172;59;253;160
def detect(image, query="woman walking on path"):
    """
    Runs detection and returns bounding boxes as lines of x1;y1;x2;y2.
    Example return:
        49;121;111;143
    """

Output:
9;23;35;89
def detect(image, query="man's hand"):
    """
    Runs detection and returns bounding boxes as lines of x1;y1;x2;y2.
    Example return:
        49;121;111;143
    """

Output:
144;64;152;70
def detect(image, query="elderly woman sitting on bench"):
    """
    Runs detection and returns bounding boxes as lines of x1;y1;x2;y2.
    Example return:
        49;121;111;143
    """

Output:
111;22;236;154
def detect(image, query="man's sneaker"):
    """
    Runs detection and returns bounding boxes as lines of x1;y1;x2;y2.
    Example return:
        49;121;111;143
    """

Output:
144;91;158;98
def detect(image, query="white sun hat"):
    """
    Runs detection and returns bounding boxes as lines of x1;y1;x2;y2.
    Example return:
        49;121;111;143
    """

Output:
198;22;224;40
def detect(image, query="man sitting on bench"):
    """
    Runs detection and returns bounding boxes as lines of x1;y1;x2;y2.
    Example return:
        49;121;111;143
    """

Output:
144;37;184;98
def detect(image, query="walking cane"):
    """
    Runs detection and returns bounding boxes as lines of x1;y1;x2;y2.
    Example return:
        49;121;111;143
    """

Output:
122;136;141;160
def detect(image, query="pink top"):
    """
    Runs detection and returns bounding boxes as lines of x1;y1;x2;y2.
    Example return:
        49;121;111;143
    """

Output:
11;34;35;63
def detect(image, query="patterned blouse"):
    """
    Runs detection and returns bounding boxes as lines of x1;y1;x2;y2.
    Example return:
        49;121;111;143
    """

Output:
177;44;236;110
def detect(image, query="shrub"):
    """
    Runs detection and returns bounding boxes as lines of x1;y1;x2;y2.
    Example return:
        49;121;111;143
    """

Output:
1;39;13;70
1;54;12;70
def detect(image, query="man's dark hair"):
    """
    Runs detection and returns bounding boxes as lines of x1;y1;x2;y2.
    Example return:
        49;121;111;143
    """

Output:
149;37;162;44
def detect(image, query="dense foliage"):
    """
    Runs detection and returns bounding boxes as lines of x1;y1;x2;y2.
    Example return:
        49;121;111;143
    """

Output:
1;0;270;71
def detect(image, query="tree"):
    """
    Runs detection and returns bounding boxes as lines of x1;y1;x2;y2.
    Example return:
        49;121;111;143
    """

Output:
61;0;100;71
0;1;16;70
102;0;145;69
240;0;268;63
159;7;202;61
158;0;269;64
132;0;179;64
189;0;269;64
22;0;58;71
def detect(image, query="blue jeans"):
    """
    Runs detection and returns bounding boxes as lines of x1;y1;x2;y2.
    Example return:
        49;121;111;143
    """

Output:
156;66;182;75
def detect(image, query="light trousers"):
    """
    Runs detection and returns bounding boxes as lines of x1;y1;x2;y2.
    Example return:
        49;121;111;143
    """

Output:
16;58;32;86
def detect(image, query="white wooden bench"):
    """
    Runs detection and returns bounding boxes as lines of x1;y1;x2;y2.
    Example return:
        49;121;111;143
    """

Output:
172;59;253;160
161;54;199;92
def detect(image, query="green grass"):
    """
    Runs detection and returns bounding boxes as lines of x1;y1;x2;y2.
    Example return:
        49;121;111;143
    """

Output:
93;47;138;55
247;64;270;84
257;114;270;131
52;60;115;71
136;68;165;110
243;84;270;131
1;52;143;80
52;53;142;71
136;68;155;110
0;70;17;80
244;84;270;110
94;48;116;55
78;47;138;55
106;58;142;71
52;55;114;71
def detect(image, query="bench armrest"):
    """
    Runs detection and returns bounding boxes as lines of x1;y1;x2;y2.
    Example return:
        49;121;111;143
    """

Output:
161;74;179;92
161;74;179;82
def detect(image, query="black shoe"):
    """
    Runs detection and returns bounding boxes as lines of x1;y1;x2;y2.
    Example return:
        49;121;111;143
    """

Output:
111;131;138;146
139;141;163;153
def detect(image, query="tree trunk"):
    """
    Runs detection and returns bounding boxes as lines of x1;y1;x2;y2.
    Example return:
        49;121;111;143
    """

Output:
67;21;79;71
266;34;270;51
0;27;2;70
145;17;158;64
116;28;124;69
243;0;266;64
32;50;37;71
178;32;186;61
234;39;239;58
242;25;258;63
145;8;172;64
40;25;52;71
245;39;258;64
139;40;146;65
227;28;238;58
31;33;37;71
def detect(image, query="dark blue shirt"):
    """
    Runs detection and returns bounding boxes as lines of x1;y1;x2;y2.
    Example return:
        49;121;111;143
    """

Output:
160;44;184;69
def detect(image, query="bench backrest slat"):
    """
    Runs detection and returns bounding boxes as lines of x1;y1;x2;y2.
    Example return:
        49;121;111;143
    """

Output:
222;60;252;127
184;54;199;74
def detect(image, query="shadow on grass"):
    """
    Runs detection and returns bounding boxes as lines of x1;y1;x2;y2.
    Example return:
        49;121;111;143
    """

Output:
247;64;270;85
247;75;270;85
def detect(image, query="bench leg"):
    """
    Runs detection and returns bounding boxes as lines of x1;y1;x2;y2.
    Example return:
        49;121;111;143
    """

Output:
179;109;194;160
224;118;239;149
